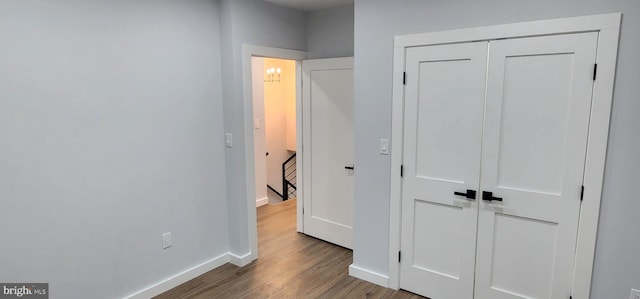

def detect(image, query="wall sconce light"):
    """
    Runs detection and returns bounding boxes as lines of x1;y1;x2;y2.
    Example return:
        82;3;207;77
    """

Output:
265;67;281;83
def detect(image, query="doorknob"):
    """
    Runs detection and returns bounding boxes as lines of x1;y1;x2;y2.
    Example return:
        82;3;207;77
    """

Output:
454;189;476;200
344;165;354;170
482;191;503;202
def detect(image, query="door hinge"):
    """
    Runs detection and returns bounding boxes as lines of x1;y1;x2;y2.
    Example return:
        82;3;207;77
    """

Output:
570;296;572;299
400;165;404;177
403;72;406;85
580;185;584;201
398;251;401;263
302;207;305;214
593;63;598;81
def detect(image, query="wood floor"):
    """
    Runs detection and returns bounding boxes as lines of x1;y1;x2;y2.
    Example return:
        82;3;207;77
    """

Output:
155;199;423;299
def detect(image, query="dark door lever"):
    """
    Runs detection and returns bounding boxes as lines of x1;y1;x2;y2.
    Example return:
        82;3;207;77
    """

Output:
345;166;354;170
482;191;503;202
454;189;476;200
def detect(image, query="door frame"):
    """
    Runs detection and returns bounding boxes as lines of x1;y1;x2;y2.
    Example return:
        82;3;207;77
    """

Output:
388;13;621;298
241;44;306;262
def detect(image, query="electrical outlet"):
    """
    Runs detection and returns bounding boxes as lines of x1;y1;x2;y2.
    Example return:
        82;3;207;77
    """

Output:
631;288;640;299
162;232;172;249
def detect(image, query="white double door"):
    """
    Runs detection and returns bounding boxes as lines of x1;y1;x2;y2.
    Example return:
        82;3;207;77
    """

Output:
400;33;598;298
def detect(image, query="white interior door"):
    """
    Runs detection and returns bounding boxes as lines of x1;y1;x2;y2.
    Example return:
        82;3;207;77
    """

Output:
302;57;354;249
400;42;488;299
475;33;598;299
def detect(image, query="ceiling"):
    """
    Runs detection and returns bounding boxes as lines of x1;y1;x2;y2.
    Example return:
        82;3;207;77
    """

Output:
264;0;353;12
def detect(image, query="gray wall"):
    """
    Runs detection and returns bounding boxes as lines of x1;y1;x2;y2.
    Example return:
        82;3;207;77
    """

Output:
220;0;307;255
306;5;354;59
0;1;229;298
352;1;640;298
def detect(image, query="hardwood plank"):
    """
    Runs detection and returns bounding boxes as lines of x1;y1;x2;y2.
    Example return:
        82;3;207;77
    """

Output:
154;200;424;298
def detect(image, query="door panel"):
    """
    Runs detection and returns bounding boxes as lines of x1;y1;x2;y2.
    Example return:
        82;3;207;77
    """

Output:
475;32;598;299
413;200;465;279
495;53;574;194
415;59;475;183
490;214;559;299
302;57;354;249
400;42;488;299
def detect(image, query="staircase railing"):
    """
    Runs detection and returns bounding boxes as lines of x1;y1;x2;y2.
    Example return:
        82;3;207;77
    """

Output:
282;153;297;201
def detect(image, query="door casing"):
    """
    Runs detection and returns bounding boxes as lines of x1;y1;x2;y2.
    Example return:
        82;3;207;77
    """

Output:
388;13;621;299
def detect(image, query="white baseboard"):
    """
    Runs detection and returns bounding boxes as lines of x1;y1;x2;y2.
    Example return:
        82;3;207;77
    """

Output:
256;197;269;207
229;251;254;267
126;253;230;299
349;264;389;288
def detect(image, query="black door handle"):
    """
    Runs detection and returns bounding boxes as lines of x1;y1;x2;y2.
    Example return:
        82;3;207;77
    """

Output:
482;191;503;202
454;189;476;200
344;166;354;170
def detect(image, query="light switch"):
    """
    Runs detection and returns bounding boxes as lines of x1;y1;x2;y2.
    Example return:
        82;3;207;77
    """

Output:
225;133;233;148
379;139;390;155
162;232;172;249
254;118;260;129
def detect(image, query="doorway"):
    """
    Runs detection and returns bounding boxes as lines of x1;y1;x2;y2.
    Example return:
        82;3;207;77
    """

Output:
252;57;298;207
250;54;355;250
242;45;356;261
241;45;306;261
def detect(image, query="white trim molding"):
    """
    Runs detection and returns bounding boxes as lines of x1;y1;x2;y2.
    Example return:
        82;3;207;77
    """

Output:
348;264;389;288
388;13;621;298
229;251;254;267
241;44;307;263
256;197;269;208
126;253;230;299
